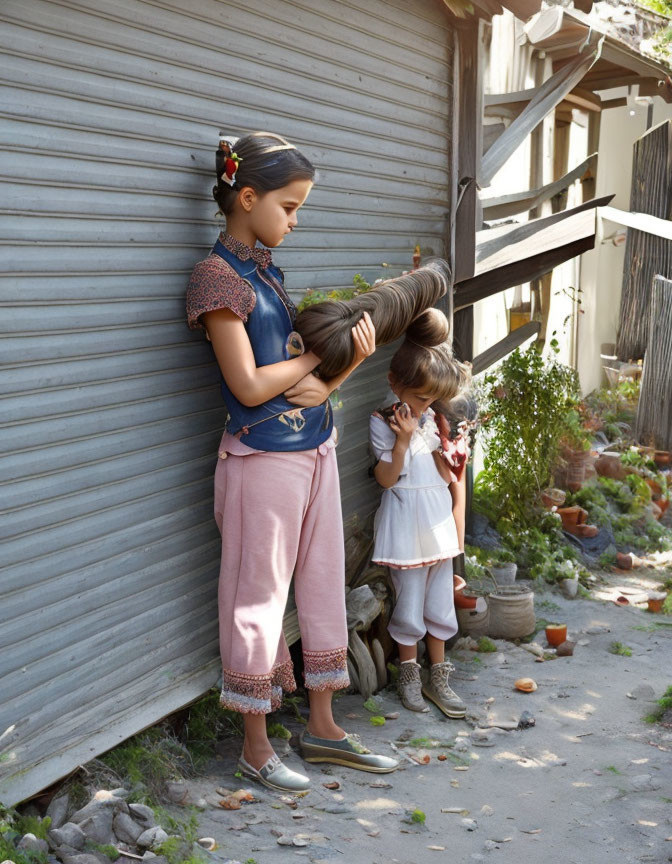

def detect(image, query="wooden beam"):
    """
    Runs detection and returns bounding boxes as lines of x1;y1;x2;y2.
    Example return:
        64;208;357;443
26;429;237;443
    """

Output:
601;205;672;241
481;37;603;186
475;194;613;275
601;97;628;110
583;73;653;91
481;153;597;220
482;122;505;155
452;20;483;283
563;87;602;112
472;321;541;374
455;234;597;309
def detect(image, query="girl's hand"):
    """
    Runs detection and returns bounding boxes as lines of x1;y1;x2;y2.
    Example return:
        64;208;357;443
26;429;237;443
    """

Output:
284;372;331;407
389;402;418;443
352;311;376;364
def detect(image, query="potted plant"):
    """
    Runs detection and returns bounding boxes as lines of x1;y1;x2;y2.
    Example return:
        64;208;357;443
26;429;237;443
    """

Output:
488;548;517;586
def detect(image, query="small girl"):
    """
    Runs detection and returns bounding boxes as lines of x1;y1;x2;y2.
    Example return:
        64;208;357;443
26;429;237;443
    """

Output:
369;309;471;717
186;131;397;793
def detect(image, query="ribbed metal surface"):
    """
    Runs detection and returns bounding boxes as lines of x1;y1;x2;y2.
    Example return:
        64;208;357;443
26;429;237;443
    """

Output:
0;0;452;805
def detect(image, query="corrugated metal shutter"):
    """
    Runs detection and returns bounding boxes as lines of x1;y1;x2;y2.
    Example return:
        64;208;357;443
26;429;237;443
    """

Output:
0;0;452;804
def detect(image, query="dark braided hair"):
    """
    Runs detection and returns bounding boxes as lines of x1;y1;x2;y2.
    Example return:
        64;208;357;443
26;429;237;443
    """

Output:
213;131;315;216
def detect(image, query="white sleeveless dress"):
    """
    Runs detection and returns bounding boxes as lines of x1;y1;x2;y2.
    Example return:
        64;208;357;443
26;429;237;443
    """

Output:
369;406;461;569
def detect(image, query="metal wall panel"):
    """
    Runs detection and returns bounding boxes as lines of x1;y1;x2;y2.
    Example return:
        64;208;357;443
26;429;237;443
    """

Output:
0;0;452;804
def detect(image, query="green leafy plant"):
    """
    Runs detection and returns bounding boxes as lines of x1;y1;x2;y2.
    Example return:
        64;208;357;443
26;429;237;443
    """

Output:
369;716;386;726
297;273;372;312
609;641;633;657
475;339;582;523
410;808;426;824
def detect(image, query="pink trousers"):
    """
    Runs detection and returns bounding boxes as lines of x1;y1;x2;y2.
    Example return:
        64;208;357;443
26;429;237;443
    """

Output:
214;438;349;714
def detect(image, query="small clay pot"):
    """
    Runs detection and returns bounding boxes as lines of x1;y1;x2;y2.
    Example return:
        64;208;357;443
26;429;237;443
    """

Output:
557;505;582;529
541;487;566;509
648;594;666;614
595;452;627;481
654;450;671;467
616;552;633;570
545;624;567;647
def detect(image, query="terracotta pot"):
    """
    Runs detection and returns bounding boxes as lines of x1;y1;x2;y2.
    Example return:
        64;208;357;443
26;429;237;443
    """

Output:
575;524;599;538
648;596;665;614
645;477;663;497
595;452;627;481
541;487;566;509
545;624;567;647
654;450;671;467
557;505;582;529
616;552;633;570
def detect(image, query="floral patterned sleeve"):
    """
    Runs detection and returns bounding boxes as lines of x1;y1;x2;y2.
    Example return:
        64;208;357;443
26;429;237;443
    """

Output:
186;255;256;331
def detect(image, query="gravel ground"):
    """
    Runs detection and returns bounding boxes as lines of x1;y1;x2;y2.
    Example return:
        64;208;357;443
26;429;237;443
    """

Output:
184;575;672;864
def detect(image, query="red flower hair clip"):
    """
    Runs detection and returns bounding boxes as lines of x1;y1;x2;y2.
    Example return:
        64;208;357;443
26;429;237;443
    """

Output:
218;136;242;187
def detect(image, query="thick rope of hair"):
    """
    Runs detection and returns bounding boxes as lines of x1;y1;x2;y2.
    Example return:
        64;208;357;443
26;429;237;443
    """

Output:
294;259;452;377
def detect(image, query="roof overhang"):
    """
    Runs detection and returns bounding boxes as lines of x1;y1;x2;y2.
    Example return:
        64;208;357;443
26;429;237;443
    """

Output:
440;0;541;23
525;7;672;102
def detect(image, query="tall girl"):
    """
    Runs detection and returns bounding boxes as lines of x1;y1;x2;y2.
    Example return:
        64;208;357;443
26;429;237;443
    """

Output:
369;309;471;716
186;131;397;793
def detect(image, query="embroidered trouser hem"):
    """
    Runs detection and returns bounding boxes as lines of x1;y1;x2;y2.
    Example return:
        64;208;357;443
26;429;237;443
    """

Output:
303;647;349;691
220;659;297;715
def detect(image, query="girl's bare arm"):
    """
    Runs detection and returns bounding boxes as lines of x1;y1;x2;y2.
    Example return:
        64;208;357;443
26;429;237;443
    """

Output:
450;470;467;551
202;307;320;407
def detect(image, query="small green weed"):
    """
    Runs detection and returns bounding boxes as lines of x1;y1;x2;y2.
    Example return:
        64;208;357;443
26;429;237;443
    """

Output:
369;716;386;726
387;662;399;683
410;808;426;824
266;722;291;740
15;815;51;841
477;636;497;653
536;599;561;613
86;843;120;861
644;686;672;724
608;641;632;657
363;697;380;713
605;765;622;775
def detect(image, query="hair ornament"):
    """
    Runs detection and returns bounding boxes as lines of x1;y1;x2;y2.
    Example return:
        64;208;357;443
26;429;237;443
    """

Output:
218;135;242;187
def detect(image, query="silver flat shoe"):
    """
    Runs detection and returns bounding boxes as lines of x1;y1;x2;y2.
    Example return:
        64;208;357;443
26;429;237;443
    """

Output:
299;730;399;773
237;753;311;792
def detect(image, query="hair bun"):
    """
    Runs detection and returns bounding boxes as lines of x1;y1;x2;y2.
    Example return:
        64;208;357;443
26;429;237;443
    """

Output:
406;307;450;349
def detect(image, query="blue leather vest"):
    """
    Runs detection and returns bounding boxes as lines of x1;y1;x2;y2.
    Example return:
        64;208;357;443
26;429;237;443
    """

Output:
212;238;332;451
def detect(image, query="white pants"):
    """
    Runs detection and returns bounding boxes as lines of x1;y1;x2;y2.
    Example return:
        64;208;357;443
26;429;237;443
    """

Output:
388;558;458;645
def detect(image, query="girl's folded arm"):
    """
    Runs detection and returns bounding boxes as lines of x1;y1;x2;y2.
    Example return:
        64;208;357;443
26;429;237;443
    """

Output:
374;441;408;488
203;307;320;407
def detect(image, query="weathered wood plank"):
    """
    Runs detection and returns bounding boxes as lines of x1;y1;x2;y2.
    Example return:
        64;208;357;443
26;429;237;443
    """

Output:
616;121;672;361
601;205;672;241
472;321;541;375
481;152;597;221
481;38;603;185
455;234;596;309
636;276;672;449
452;20;483;282
475;195;612;275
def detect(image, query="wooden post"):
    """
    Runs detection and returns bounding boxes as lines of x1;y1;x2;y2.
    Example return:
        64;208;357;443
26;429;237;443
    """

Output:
451;18;483;364
636;275;672;450
616;121;672;361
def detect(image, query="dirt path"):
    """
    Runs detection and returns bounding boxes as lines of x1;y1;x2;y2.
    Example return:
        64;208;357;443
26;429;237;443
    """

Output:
188;578;672;864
